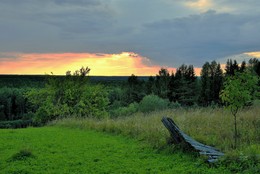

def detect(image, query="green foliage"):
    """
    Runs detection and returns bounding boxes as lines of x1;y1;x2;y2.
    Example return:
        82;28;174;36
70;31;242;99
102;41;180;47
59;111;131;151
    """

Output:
0;119;32;129
218;152;260;173
155;68;171;99
225;59;240;76
26;87;58;124
0;87;29;121
139;94;169;113
220;71;259;115
0;75;46;88
169;101;181;109
200;61;223;106
170;64;199;106
126;74;146;104
220;70;259;148
248;58;260;76
26;67;109;124
145;76;156;95
108;87;127;107
78;85;109;118
110;102;139;117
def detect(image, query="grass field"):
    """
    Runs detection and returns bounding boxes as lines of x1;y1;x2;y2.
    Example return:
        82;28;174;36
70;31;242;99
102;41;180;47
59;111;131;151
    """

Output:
0;126;229;174
55;105;260;173
56;106;260;153
1;105;259;173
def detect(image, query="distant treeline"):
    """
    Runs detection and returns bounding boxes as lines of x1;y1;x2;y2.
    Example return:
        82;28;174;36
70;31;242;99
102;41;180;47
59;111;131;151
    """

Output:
0;58;259;127
0;75;149;87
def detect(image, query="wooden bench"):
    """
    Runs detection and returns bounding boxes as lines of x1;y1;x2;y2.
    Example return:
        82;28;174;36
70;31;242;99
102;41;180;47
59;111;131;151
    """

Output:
161;117;224;163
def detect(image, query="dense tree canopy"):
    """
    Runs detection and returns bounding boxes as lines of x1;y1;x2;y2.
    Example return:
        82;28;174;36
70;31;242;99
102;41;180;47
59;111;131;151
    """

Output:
1;58;260;126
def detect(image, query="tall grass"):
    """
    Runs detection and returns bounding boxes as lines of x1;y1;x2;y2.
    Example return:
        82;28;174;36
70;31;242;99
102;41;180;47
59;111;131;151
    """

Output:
55;104;260;154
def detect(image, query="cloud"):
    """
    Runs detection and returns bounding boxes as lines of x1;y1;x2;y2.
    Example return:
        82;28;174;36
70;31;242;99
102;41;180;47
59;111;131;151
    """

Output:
132;11;260;66
0;52;180;76
183;0;260;14
244;52;260;58
214;0;260;14
185;0;213;11
0;1;259;69
53;0;100;6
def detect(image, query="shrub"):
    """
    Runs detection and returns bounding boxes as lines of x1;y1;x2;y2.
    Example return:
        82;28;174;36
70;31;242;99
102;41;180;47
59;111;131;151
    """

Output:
76;85;109;118
220;70;259;148
26;70;110;124
0;119;32;129
169;101;181;109
0;87;28;121
110;102;139;117
139;95;169;113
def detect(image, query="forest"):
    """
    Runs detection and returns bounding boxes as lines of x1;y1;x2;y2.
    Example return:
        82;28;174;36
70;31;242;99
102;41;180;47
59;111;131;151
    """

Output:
0;58;259;127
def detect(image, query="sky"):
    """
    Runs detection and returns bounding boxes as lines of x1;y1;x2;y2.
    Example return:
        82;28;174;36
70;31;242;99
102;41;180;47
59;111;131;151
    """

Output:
0;0;260;75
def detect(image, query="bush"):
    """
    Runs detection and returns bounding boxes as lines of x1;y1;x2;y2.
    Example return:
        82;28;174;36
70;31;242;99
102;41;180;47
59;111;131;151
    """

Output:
0;119;32;129
26;73;110;124
139;95;169;113
169;102;181;109
0;87;28;121
110;102;139;117
77;85;109;118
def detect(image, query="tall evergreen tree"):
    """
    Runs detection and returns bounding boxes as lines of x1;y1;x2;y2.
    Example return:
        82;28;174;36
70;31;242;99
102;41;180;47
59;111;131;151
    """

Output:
200;61;223;106
225;59;239;76
155;68;170;99
127;74;145;103
172;64;198;106
200;62;211;105
167;72;175;102
249;58;260;76
212;62;224;104
240;61;246;73
145;76;155;95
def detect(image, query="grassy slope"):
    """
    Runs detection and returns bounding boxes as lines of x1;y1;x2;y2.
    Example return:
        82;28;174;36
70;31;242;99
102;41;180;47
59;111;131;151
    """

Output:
56;106;260;153
0;127;228;174
55;106;260;173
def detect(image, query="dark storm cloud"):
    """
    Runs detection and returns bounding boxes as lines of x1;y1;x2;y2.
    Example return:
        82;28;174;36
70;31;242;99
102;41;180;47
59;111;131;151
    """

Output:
53;0;100;6
131;11;260;66
0;53;20;60
0;0;115;53
0;0;260;67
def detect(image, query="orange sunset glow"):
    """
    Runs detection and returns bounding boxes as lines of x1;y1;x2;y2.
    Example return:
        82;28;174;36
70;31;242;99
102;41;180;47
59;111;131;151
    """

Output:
0;52;197;76
2;51;259;76
244;51;260;58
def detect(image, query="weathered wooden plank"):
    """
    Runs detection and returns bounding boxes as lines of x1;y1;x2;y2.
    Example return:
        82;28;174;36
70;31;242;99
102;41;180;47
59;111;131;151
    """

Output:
161;117;224;163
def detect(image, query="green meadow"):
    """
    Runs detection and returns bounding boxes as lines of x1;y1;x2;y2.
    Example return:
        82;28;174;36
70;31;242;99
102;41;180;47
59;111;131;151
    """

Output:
55;106;260;173
0;126;229;174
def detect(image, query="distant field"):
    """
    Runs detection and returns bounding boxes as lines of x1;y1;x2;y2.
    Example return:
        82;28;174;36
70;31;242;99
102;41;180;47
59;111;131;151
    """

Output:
0;127;228;174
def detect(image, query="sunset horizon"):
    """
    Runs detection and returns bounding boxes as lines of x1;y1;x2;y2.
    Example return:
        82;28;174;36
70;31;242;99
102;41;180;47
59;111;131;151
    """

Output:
1;51;259;76
1;1;260;76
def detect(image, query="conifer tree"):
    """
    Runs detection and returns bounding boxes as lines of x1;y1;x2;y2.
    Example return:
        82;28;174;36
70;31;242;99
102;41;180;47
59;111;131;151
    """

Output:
127;74;145;103
172;64;198;106
155;68;170;99
200;61;223;106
